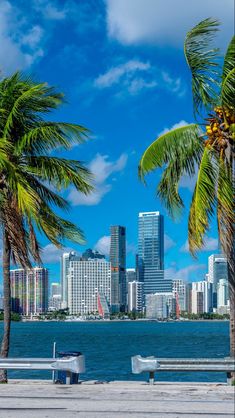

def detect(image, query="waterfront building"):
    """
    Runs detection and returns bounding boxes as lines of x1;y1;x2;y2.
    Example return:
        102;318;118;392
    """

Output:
208;254;228;308
110;225;126;312
185;282;192;313
10;267;48;315
60;251;79;309
138;212;170;297
217;279;229;308
146;292;175;319
126;268;136;283
51;282;61;297
128;281;144;312
191;281;212;314
67;257;111;316
172;279;186;312
48;282;61;311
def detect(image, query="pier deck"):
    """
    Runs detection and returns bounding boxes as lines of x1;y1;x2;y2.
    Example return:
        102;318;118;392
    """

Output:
0;380;234;418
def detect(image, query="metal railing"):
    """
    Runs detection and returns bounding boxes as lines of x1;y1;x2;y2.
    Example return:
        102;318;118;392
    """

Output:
132;355;235;385
0;355;85;384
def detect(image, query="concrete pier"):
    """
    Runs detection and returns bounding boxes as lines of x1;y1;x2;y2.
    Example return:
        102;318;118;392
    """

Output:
0;380;234;418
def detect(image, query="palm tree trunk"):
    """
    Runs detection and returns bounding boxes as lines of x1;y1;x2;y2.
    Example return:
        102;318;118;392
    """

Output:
0;232;11;383
228;263;235;358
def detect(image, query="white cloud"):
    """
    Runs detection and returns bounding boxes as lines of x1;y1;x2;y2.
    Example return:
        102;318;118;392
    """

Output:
94;235;110;256
33;0;67;20
41;244;74;264
106;0;234;48
164;234;176;252
94;60;150;88
180;237;218;253
68;153;128;206
94;60;184;97
165;263;206;281
21;25;44;48
0;1;44;74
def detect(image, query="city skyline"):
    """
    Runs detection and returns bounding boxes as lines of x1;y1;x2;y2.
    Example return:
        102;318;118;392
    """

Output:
0;1;233;292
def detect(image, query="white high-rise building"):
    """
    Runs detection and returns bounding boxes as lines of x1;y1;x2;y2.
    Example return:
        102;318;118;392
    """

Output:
128;281;144;312
172;279;186;312
208;254;228;308
126;268;136;283
191;281;212;314
51;283;61;298
68;258;111;315
60;252;79;309
217;279;229;308
146;292;175;319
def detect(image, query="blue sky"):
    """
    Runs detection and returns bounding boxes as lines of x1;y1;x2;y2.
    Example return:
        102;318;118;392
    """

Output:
0;0;234;288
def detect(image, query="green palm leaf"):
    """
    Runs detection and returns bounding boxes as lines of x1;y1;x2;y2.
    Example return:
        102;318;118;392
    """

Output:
222;36;235;81
139;124;202;179
188;148;217;254
16;122;89;155
184;18;220;115
221;68;235;110
139;124;204;218
27;156;93;192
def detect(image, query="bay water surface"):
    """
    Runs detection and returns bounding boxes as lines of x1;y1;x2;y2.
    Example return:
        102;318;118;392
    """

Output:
0;320;229;382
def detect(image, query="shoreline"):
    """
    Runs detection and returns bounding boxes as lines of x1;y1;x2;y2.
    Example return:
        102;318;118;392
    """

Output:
1;318;229;323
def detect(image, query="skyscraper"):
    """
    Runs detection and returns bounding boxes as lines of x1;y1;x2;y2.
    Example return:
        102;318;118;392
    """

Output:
146;292;175;319
60;251;79;309
128;281;144;312
191;280;213;314
208;254;228;308
67;257;111;316
172;279;186;312
10;267;48;315
138;211;169;296
110;225;126;312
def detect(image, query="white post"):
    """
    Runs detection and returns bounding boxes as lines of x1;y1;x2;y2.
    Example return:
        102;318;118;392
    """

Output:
52;342;56;383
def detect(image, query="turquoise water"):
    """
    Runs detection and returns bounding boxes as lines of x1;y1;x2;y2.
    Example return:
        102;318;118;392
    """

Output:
0;320;230;382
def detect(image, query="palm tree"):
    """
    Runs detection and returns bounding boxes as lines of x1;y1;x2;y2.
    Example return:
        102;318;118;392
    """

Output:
0;72;93;382
139;19;235;357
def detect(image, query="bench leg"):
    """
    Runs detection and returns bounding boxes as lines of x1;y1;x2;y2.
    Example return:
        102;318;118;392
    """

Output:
227;372;232;385
66;371;71;385
149;371;155;385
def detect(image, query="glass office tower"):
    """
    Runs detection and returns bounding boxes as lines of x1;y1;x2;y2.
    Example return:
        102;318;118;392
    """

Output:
110;225;126;312
138;211;170;297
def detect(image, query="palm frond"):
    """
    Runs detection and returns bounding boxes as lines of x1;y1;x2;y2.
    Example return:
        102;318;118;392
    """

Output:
139;124;202;179
2;75;64;140
222;36;235;81
188;148;217;255
184;18;220;115
16;122;89;154
36;205;85;247
27;156;93;193
28;219;42;265
221;68;235;109
157;161;184;217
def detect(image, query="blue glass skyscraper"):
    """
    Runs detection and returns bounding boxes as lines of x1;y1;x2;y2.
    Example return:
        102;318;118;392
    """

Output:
138;211;171;296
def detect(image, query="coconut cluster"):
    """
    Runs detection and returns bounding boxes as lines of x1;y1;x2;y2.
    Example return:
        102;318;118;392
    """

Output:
204;106;235;152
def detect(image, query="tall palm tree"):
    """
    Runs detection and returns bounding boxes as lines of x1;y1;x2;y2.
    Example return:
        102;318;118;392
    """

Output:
0;72;93;382
139;19;235;356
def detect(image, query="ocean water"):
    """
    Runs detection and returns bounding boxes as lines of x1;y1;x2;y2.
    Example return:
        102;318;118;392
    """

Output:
0;320;230;382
